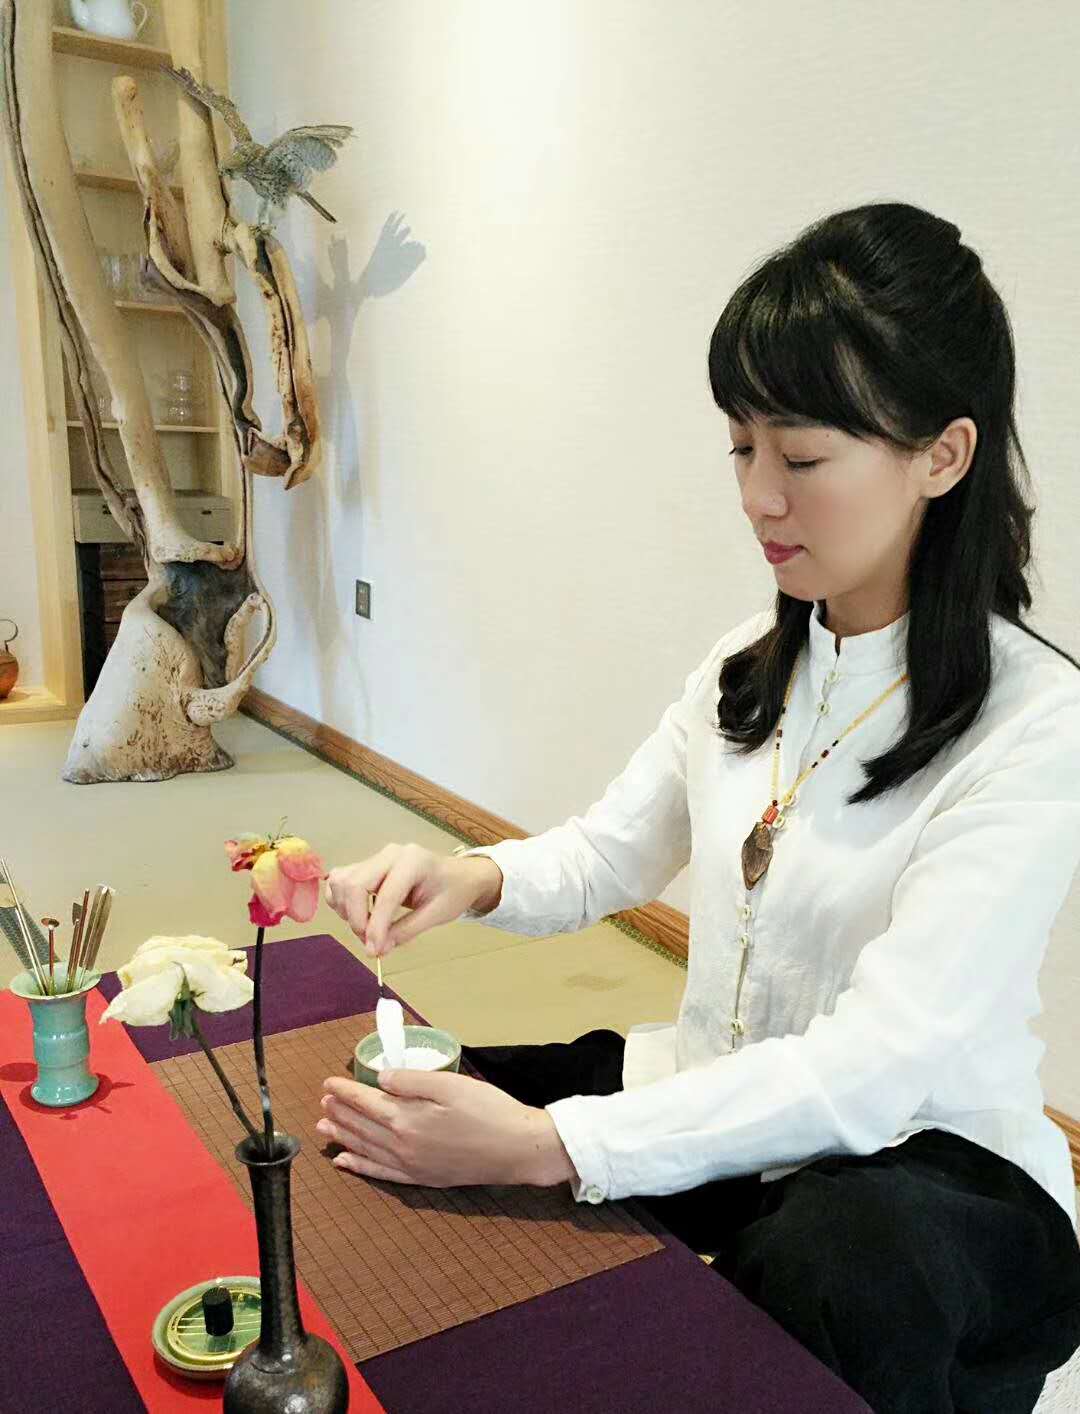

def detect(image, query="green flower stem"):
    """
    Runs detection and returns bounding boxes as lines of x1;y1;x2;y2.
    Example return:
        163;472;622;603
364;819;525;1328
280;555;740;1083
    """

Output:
190;1011;260;1145
252;925;275;1157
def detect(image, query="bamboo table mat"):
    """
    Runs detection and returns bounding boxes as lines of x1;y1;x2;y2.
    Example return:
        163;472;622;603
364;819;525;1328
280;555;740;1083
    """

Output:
153;1010;663;1362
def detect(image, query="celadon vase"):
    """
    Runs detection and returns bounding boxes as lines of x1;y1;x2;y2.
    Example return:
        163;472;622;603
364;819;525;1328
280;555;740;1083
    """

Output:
9;965;101;1106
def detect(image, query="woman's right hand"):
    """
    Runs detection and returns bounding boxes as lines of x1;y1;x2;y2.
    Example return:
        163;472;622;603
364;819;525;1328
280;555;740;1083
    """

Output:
325;843;503;958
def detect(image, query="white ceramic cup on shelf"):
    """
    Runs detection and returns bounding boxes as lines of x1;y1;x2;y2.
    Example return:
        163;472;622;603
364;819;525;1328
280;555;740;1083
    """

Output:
69;1;149;42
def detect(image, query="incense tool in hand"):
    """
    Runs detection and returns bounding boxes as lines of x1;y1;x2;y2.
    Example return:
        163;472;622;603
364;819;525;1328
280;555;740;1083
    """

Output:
368;892;384;991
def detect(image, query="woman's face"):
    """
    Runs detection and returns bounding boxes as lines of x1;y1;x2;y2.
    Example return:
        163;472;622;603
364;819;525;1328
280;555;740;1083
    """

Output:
726;412;976;635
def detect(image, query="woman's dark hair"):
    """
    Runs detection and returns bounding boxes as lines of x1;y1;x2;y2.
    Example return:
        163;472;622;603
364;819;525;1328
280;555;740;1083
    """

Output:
708;200;1078;807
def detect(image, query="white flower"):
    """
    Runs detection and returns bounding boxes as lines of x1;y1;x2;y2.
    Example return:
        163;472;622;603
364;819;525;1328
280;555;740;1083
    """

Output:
100;934;253;1027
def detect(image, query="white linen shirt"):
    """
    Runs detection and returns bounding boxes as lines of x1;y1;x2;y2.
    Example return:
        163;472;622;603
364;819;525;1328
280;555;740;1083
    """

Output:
454;602;1080;1233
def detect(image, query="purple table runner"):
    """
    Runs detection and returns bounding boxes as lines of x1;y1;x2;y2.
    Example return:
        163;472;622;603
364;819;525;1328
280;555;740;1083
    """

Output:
1;934;870;1413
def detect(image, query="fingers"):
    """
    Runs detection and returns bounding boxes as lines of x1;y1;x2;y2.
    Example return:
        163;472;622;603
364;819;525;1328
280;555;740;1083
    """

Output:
371;896;449;955
325;863;372;933
318;1118;397;1166
322;1073;398;1123
345;893;375;949
369;850;467;955
325;852;397;948
324;849;416;955
320;1093;393;1138
320;1108;409;1176
317;1103;398;1164
324;872;344;918
377;1067;460;1101
317;1089;415;1183
325;845;450;957
365;848;423;955
332;1150;414;1183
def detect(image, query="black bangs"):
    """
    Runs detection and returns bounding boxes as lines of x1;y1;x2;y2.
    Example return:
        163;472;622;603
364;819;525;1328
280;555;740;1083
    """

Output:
707;251;914;449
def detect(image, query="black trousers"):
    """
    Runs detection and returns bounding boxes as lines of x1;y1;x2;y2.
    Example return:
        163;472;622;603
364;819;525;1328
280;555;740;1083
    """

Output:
461;1028;1080;1414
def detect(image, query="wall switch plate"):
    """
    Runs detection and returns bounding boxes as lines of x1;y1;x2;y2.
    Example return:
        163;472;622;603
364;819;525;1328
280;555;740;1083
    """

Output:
355;580;372;619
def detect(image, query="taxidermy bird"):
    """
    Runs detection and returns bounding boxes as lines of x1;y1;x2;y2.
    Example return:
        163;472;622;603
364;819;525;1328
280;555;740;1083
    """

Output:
163;65;353;231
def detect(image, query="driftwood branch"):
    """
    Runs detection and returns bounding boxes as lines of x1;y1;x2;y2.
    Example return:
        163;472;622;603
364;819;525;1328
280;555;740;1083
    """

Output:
161;0;231;305
158;9;323;489
223;221;323;488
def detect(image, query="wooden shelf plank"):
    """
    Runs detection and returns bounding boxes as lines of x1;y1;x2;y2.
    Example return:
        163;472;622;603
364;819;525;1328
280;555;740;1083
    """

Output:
0;687;75;725
114;299;184;316
67;420;218;434
75;168;184;199
52;25;171;70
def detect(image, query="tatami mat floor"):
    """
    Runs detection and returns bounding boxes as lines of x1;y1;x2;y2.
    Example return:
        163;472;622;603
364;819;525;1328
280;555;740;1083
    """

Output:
1;712;685;1047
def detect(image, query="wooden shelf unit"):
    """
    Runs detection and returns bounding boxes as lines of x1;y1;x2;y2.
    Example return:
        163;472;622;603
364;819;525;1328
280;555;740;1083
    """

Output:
0;3;233;720
51;24;172;69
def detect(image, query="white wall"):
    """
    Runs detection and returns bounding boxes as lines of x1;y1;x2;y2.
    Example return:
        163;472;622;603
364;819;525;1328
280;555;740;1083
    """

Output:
226;1;1080;1113
0;172;43;690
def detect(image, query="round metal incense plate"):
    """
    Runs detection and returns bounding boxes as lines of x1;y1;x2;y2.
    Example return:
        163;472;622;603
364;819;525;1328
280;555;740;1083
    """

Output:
152;1276;261;1379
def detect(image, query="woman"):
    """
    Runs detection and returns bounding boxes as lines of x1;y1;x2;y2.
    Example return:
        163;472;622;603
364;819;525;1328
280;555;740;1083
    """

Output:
320;201;1080;1413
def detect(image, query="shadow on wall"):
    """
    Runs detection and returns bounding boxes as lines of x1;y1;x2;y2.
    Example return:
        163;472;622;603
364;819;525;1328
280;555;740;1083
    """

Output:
283;213;427;725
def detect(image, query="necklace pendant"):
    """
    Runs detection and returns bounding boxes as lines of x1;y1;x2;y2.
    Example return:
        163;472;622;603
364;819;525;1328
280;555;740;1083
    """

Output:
741;821;774;891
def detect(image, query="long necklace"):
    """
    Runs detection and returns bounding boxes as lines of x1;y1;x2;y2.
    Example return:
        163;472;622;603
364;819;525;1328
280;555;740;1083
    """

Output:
740;657;910;891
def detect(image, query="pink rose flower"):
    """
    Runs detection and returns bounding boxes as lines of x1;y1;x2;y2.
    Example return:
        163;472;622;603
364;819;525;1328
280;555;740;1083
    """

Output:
225;832;327;927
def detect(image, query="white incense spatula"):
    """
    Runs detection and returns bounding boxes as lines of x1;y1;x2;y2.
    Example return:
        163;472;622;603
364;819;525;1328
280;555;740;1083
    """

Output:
375;997;406;1069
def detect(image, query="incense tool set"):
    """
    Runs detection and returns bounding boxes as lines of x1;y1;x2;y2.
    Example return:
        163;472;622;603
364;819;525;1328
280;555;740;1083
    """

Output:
2;859;116;1107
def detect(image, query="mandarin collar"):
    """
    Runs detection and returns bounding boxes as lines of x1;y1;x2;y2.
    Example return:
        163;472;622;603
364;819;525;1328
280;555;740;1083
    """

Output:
807;600;909;678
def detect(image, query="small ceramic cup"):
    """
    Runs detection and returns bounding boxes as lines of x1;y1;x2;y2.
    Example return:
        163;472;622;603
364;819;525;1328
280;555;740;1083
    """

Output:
9;964;101;1107
353;1024;461;1088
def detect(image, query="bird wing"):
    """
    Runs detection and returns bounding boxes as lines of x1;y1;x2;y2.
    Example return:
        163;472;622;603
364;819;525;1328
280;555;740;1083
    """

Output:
161;65;253;145
261;125;353;187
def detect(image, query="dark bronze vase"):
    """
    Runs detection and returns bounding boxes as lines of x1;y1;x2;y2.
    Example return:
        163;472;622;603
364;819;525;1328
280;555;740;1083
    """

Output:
224;1133;349;1414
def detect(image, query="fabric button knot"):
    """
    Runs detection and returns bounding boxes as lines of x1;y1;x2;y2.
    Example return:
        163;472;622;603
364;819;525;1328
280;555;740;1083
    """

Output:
817;700;831;716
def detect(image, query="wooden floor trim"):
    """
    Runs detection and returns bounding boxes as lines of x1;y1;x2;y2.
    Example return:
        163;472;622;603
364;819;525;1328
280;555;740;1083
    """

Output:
1046;1107;1080;1188
242;687;1080;1188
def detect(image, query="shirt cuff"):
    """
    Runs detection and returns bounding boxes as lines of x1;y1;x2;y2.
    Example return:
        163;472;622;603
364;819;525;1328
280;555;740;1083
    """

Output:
545;1095;611;1205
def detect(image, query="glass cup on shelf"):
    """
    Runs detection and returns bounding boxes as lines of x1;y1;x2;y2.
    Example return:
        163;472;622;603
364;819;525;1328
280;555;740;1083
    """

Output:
117;253;139;301
100;251;124;299
159;369;201;426
162;399;199;426
92;386;116;422
85;355;116;422
168;368;196;396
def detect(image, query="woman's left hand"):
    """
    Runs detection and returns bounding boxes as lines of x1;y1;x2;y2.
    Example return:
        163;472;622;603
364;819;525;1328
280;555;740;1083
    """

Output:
317;1069;578;1188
